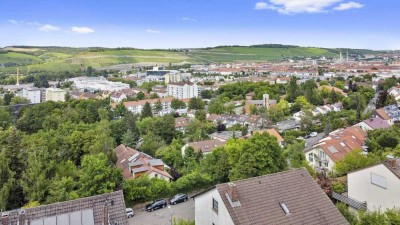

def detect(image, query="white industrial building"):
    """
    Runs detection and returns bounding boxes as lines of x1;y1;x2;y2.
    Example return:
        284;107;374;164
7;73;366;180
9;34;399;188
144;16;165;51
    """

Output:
22;88;42;104
67;77;129;92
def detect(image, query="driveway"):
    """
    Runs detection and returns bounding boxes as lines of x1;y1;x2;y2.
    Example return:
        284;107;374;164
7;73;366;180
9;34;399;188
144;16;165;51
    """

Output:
129;200;195;225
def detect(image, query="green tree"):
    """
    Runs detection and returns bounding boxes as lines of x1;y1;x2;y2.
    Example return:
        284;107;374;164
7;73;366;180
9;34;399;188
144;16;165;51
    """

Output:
153;100;163;113
286;76;299;102
0;108;12;129
140;132;166;156
171;99;186;110
141;102;153;119
229;133;287;181
333;150;382;176
0;151;16;211
267;105;284;123
208;100;225;114
188;98;205;110
136;91;145;100
334;81;345;90
78;153;122;197
195;110;207;121
122;129;136;147
10;96;30;105
285;142;306;168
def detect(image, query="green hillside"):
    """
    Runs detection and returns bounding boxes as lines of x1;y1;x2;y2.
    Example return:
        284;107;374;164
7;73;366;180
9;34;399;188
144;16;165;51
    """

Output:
0;45;380;72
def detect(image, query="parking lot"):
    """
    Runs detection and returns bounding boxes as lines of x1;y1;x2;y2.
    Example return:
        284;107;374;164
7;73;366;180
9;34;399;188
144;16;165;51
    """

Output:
129;199;195;225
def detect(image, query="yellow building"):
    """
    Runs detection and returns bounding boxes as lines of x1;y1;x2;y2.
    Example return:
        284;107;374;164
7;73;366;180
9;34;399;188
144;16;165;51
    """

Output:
45;88;67;102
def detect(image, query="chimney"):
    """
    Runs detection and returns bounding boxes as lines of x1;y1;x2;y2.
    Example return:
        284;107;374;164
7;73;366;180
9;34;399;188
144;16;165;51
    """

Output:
227;183;239;203
19;209;26;225
2;213;9;225
387;155;397;168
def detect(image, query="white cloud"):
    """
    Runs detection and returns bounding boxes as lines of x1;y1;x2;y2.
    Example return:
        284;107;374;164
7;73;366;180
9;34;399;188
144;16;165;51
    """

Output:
255;2;269;10
334;2;364;11
255;0;346;14
182;17;197;22
7;19;20;25
39;24;60;32
71;26;95;34
146;29;161;34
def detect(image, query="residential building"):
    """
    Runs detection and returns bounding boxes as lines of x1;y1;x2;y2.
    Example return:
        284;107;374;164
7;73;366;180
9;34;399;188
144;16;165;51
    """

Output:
45;88;66;102
193;168;349;225
355;117;391;132
182;139;226;156
114;144;172;181
388;85;400;103
275;77;291;84
113;97;189;115
346;157;400;211
22;87;42;103
1;191;127;225
373;105;400;125
252;128;285;147
167;82;200;99
210;131;244;142
175;117;190;133
305;126;367;171
312;102;343;116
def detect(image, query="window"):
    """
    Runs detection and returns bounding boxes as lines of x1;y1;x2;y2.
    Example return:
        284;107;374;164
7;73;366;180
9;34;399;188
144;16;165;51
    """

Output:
212;198;218;213
308;153;313;162
371;173;387;189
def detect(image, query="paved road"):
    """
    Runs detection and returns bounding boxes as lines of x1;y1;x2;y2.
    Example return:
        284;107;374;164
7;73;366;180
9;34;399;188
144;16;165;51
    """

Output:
129;200;195;225
364;91;380;114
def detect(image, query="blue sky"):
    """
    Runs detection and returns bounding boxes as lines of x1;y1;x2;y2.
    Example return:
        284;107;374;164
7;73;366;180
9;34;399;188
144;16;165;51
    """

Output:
0;0;399;49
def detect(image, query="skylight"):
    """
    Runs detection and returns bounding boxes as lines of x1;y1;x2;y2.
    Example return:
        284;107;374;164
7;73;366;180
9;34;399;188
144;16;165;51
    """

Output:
328;146;338;153
279;202;290;215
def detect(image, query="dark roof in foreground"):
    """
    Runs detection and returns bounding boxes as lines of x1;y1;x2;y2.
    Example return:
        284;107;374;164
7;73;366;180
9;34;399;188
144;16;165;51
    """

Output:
2;191;128;225
216;168;349;225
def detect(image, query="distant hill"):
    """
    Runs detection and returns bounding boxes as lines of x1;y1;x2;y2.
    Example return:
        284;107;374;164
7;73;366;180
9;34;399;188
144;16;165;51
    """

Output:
0;45;383;72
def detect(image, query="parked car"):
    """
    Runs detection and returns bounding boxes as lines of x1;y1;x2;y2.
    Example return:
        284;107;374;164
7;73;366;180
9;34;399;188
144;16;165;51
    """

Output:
169;194;188;205
310;132;318;137
126;208;134;218
146;199;167;212
304;134;311;139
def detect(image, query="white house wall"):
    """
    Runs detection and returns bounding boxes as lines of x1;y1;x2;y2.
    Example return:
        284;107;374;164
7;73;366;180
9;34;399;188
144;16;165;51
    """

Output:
195;189;234;225
348;164;400;211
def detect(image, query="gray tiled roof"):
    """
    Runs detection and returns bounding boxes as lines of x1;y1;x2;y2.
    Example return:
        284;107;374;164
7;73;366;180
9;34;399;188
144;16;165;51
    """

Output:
2;191;127;225
216;168;349;225
149;159;164;166
132;166;149;173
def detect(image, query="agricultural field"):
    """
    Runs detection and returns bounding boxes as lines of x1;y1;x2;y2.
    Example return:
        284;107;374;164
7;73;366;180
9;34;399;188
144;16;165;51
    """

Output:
0;45;380;73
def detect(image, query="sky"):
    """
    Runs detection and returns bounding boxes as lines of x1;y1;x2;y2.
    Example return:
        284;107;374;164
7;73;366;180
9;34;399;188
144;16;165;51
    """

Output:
0;0;399;50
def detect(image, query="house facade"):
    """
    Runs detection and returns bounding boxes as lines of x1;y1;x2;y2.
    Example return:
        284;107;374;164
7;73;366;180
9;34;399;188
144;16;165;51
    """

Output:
355;117;391;132
113;144;172;181
347;158;400;211
45;88;66;102
305;126;367;171
194;168;349;225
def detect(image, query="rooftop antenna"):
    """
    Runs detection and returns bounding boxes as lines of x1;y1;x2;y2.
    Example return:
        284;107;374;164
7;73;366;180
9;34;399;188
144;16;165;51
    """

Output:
16;67;20;85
